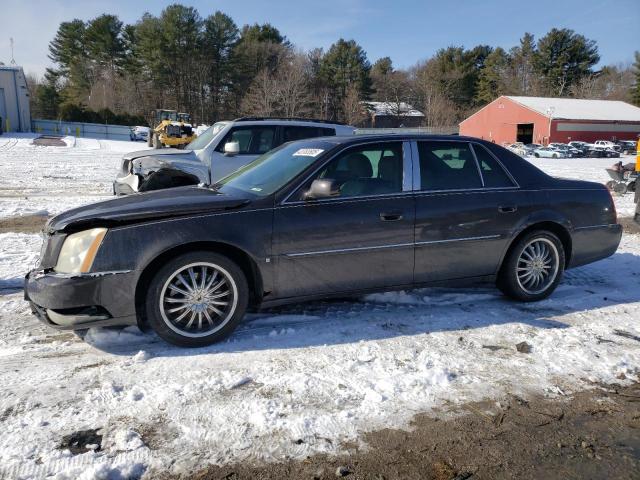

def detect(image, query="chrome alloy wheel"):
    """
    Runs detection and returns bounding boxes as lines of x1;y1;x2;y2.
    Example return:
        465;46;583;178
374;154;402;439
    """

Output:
516;238;560;295
159;262;238;338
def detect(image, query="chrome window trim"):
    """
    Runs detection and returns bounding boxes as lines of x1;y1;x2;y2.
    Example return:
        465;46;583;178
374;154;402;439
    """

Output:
412;186;520;197
279;190;415;208
468;143;486;187
283;234;502;258
281;139;412;205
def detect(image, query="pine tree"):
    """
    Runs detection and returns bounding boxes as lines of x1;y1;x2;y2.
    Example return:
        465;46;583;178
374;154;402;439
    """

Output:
475;47;510;104
319;39;372;120
510;33;536;94
534;28;599;96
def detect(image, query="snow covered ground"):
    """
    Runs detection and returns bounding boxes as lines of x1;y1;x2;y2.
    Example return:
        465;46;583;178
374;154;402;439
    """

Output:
0;135;638;479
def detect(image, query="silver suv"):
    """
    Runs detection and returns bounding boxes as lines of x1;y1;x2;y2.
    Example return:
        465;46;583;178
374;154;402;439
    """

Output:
114;117;355;195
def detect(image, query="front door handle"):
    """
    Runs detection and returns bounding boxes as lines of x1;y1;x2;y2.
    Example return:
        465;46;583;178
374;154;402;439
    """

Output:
380;212;403;221
498;206;517;213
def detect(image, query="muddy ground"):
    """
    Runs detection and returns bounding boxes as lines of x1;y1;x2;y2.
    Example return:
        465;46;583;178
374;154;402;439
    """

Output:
160;382;640;480
0;214;48;233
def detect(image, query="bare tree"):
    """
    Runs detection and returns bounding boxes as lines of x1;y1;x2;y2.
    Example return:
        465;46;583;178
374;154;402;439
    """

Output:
342;84;367;126
275;53;313;117
240;69;279;116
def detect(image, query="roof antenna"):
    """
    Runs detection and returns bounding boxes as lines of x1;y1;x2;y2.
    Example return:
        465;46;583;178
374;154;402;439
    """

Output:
9;37;16;65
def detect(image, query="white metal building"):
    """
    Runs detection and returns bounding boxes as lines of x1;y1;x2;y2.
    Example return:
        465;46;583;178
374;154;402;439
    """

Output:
0;65;31;133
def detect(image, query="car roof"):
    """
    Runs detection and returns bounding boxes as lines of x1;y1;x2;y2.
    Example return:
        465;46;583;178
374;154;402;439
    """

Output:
230;117;351;128
321;133;491;146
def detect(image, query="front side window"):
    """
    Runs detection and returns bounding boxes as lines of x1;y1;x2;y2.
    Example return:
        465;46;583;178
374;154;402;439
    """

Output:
294;142;404;200
418;141;482;191
473;144;516;188
216;126;276;154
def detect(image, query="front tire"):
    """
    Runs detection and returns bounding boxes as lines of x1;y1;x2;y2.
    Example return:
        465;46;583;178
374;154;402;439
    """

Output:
145;251;249;347
498;231;565;302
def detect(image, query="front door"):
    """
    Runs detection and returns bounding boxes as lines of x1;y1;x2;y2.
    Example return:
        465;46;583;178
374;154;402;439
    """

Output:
273;141;415;299
413;140;526;283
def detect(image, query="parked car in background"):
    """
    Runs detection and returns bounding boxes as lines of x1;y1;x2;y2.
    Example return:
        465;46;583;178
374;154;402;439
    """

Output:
114;117;355;195
549;143;582;158
594;140;621;152
616;140;637;155
506;143;529;156
533;146;563;158
525;143;543;151
129;126;150;142
568;141;591;156
25;134;622;347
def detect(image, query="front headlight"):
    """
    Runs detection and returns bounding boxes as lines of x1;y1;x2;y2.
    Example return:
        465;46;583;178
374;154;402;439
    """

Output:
54;228;107;274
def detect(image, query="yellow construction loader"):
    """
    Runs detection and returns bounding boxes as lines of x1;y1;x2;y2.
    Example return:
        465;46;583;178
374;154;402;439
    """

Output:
147;109;196;149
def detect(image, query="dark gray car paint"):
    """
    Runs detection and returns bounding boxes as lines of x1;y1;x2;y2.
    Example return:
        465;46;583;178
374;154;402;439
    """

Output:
26;134;622;331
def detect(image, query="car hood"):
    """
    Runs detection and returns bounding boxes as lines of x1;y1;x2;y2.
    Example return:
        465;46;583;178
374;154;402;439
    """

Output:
46;186;251;234
123;148;194;161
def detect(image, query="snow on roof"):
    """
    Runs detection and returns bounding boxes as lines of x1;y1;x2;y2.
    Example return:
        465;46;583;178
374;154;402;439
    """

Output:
506;96;640;121
363;101;425;117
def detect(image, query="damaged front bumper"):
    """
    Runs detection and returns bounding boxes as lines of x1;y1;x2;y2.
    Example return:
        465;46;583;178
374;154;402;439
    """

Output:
24;269;138;330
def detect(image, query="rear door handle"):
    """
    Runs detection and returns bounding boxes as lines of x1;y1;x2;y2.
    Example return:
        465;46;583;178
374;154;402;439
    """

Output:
498;206;517;213
380;212;403;221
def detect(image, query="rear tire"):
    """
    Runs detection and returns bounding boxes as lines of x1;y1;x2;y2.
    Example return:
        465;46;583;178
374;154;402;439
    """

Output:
498;231;565;302
144;251;249;347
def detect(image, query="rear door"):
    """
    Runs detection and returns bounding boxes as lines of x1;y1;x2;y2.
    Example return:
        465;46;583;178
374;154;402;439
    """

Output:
413;140;526;283
273;140;415;298
210;125;277;182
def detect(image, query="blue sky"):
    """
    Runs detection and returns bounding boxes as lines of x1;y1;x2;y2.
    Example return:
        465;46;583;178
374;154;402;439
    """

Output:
1;0;638;76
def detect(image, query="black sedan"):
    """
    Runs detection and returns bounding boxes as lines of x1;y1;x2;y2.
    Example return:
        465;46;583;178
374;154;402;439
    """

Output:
25;135;622;347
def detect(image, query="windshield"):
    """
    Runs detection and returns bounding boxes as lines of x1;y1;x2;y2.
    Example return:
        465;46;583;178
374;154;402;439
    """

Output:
216;140;334;197
186;122;228;150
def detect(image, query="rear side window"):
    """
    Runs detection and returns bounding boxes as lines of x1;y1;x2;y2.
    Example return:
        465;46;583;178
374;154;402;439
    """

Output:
216;127;276;154
472;144;516;188
417;141;482;191
283;126;335;142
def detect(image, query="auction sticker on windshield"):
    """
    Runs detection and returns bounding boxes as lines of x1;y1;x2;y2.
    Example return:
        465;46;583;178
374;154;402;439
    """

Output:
293;148;324;157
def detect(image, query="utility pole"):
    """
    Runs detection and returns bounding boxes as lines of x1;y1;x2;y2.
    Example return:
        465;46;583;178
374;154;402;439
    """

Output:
9;37;16;65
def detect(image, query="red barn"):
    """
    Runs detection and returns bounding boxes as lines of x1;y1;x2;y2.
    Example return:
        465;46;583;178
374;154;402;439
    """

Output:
460;96;640;146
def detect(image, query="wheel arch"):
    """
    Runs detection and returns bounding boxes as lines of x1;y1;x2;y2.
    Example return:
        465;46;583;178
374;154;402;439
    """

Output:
499;221;572;274
134;241;264;331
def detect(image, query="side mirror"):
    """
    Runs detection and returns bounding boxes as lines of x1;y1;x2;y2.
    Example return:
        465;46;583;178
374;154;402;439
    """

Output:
303;179;341;201
224;141;240;156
